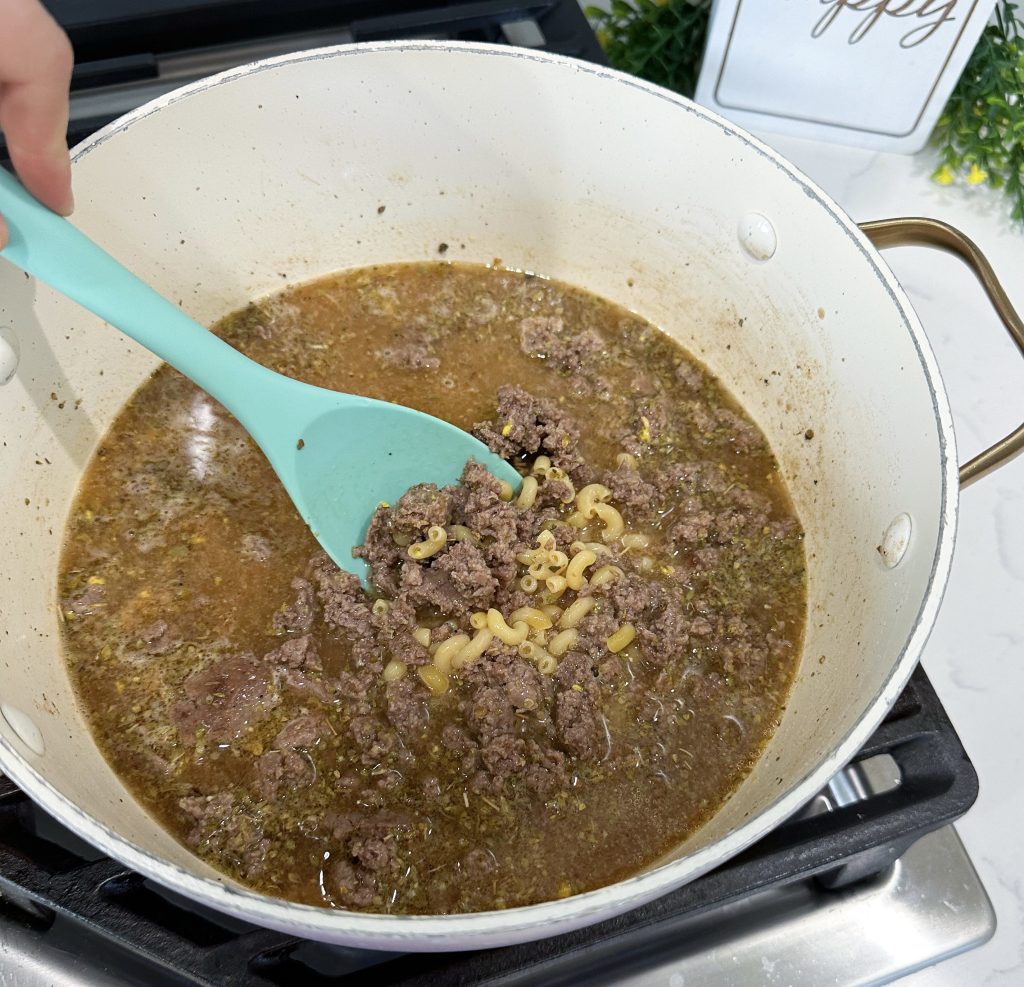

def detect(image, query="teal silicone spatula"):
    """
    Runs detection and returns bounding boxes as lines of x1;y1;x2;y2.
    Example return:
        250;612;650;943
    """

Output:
0;168;520;580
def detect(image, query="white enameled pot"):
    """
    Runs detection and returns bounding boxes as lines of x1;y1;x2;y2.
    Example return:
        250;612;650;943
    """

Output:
1;42;1022;951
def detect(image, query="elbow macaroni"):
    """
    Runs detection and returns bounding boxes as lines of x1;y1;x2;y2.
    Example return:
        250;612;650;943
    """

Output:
620;533;650;551
383;659;407;683
559;595;596;629
408;524;448;560
509;607;553;630
565;549;597;590
486;609;529;646
448;524;479;545
418;664;449;695
593;502;625;541
516;475;539;510
575;483;611;519
536;654;557;676
607;623;636;653
548;628;578;657
589;564;624;588
454;628;493;667
433;633;470;674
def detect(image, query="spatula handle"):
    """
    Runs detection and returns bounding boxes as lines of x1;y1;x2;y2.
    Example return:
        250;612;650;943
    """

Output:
0;166;278;426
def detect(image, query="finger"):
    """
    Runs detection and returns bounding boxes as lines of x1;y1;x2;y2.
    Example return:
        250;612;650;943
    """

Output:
0;212;7;250
0;0;74;214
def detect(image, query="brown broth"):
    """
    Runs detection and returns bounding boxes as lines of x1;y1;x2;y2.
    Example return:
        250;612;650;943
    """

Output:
58;263;806;913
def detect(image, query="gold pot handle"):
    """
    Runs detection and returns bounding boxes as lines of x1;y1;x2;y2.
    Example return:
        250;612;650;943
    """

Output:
859;217;1024;488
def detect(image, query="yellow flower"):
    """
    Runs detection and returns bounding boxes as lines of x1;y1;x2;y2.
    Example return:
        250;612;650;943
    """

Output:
966;163;988;185
933;165;955;186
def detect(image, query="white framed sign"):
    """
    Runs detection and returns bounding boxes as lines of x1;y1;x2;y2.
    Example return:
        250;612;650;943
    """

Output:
695;0;998;152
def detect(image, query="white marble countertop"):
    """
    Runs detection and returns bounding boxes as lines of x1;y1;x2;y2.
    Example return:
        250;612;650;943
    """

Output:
754;131;1024;986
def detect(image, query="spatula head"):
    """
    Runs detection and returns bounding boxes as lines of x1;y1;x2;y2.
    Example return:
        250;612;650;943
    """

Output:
276;398;521;583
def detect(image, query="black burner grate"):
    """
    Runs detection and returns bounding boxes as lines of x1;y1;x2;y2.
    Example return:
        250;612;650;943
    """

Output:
0;665;978;986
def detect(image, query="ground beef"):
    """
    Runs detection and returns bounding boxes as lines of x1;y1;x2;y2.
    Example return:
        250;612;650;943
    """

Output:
519;316;604;375
597;654;625;683
272;578;315;634
574;612;620;661
523;743;568;797
669;501;715;546
468;651;545;713
463;685;515;747
604;467;658;511
333;667;374;703
605;573;657;625
264;634;320;671
327;858;378;908
636;600;691;666
392;483;452;532
351;834;392;871
171;653;281;743
274;713;329;749
446;650;560;792
442;723;475;755
554;688;602;760
178;792;268;878
370;597;423;668
375;343;440;370
352;511;404;596
431;541;498;610
674;358;705;391
309;555;373;638
63;582;105;617
534;477;574;509
348;714;396;767
451;461;522;588
280;667;332;704
386;678;430;738
322;811;411;908
472;385;584;477
654;460;729;500
257;748;314;801
716;407;765;452
462;847;498;878
475;735;528;792
136;619;181;655
503;661;544;712
399;563;467;615
179;792;234;843
240;533;273;562
553;650;597;692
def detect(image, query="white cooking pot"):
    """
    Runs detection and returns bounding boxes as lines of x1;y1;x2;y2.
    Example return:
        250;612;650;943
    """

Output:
1;42;1022;951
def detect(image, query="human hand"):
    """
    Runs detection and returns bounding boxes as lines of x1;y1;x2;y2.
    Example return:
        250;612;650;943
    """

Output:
0;0;74;249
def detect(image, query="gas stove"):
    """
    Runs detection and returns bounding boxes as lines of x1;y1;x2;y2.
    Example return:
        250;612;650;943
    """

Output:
0;2;995;983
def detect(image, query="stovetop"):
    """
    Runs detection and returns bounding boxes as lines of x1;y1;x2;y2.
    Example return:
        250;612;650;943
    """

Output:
1;2;997;983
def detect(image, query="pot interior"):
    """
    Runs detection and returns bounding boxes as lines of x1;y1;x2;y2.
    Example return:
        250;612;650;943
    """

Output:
0;44;954;928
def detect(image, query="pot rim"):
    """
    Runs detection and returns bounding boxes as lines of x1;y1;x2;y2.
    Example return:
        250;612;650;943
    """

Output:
0;39;959;949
